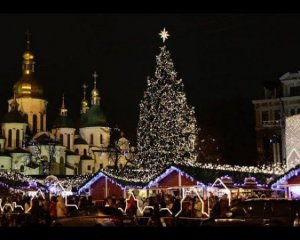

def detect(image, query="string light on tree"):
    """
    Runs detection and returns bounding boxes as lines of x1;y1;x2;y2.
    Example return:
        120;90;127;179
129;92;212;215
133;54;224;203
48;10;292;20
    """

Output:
135;28;198;175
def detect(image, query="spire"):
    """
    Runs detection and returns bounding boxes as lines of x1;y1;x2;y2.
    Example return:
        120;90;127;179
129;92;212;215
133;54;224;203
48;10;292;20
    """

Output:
26;29;31;51
83;83;87;100
22;30;35;75
60;93;68;116
91;71;100;106
81;83;89;114
93;71;98;90
10;91;19;112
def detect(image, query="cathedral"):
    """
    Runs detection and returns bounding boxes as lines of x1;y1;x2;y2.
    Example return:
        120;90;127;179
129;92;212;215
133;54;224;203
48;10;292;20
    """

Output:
0;37;131;176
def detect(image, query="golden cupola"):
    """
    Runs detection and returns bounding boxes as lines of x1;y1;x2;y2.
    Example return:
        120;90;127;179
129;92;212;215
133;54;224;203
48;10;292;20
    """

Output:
13;34;43;99
80;83;89;114
91;71;101;106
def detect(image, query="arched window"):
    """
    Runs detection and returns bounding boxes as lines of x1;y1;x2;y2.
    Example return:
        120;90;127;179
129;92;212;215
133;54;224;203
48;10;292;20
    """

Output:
100;134;103;144
90;134;94;145
100;164;103;169
83;149;87;156
8;129;12;147
75;148;79;154
40;113;44;131
67;134;71;149
60;134;63;145
33;114;37;134
16;129;20;148
20;165;24;172
24;114;28;122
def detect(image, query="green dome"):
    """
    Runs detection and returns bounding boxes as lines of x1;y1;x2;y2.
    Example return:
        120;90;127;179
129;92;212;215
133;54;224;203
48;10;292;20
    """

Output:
53;116;74;129
80;105;107;128
2;111;27;124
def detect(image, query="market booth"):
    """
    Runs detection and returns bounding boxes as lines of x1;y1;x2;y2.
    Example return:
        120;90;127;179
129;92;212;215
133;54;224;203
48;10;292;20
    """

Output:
208;175;273;201
77;171;127;205
271;165;300;199
130;166;208;218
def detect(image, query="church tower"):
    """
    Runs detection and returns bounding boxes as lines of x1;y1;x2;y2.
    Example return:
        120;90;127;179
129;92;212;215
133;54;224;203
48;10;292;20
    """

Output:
79;72;109;146
52;94;75;151
8;31;48;135
80;83;89;114
2;92;27;150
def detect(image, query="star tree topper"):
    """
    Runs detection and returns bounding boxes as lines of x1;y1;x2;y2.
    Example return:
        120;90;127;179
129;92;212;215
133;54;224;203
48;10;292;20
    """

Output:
159;28;170;43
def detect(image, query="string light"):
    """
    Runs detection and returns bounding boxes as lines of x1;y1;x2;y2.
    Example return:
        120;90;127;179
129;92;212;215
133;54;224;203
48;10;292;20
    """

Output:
286;115;300;170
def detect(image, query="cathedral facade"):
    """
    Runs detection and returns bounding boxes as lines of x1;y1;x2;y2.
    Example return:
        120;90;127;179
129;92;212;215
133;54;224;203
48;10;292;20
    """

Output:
0;39;131;176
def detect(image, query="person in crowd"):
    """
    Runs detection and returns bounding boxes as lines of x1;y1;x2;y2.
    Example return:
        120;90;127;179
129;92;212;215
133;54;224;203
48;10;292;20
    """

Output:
208;192;217;212
193;197;203;218
30;198;41;226
49;196;57;221
24;196;31;213
147;201;161;227
171;194;181;217
105;197;113;207
111;195;116;208
42;195;51;225
126;196;137;217
56;196;67;218
78;196;87;209
210;196;221;218
220;193;230;217
87;195;93;206
118;195;126;210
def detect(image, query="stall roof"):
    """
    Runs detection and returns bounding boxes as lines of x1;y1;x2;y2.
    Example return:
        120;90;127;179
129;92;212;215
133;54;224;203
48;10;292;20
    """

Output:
271;164;300;189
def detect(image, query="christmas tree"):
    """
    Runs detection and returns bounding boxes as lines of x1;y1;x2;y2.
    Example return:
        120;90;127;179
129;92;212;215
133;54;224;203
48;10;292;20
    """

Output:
136;28;198;174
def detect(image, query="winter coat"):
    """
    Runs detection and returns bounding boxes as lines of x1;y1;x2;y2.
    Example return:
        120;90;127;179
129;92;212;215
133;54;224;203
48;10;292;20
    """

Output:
56;196;67;218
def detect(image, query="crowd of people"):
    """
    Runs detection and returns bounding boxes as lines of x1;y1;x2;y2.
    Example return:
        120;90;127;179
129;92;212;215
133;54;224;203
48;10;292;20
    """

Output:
0;189;281;227
0;193;95;227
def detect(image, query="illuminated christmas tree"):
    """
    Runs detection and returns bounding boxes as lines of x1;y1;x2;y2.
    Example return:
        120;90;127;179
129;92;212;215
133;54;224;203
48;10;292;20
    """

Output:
136;28;198;174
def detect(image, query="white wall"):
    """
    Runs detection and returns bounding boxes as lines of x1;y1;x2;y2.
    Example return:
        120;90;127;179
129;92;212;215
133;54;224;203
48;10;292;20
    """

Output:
0;156;12;170
2;123;27;150
8;98;48;132
80;126;110;147
74;144;89;156
52;128;76;151
81;159;94;175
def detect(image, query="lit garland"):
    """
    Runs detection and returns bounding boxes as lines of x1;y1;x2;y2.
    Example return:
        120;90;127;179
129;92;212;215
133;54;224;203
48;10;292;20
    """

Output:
101;162;285;186
145;166;205;189
0;171;46;190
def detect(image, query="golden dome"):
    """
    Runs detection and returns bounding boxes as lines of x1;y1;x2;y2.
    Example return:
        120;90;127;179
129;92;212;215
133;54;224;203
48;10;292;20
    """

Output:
91;88;99;97
23;50;34;60
14;74;43;98
14;48;43;98
81;98;89;108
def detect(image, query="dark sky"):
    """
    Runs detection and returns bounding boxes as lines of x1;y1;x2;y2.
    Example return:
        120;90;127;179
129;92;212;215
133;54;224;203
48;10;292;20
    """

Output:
1;14;300;166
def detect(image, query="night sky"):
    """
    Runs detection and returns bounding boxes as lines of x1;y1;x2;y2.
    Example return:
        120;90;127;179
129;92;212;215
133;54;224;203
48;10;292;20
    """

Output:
1;14;300;166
